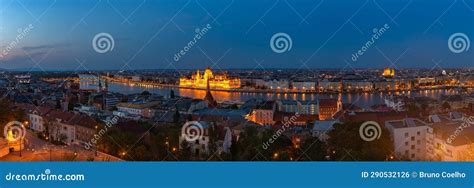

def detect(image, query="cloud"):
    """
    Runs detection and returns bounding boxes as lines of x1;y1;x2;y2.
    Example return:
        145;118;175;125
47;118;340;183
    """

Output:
21;43;71;52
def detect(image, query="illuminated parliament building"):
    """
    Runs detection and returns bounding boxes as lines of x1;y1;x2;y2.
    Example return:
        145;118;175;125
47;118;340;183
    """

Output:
179;67;241;89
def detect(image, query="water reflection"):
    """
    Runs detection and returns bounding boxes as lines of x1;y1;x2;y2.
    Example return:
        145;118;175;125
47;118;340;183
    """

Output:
108;83;468;108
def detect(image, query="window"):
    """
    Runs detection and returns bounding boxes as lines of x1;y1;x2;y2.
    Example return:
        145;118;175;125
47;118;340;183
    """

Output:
405;142;408;146
417;131;420;136
405;132;409;137
411;145;415;149
411;136;415;141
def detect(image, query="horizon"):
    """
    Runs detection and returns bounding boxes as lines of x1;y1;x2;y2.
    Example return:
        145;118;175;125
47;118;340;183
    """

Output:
1;66;472;72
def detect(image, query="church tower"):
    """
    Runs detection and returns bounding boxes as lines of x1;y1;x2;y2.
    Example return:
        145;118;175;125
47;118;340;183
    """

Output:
204;78;217;108
337;80;343;111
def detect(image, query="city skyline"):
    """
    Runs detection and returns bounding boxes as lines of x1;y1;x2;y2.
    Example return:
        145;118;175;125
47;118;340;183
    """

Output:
1;2;474;188
0;0;473;71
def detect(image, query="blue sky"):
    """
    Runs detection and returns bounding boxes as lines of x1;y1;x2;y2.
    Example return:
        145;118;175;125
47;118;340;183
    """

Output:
0;0;473;71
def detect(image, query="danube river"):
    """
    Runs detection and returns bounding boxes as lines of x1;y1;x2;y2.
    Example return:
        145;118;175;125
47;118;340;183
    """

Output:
108;83;465;108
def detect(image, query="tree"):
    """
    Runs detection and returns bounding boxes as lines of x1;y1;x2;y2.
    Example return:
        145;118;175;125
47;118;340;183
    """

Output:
173;107;180;126
230;139;239;160
406;103;419;113
306;120;314;130
48;122;61;142
442;102;451;110
235;126;260;160
58;134;68;144
420;103;429;112
296;136;327;161
327;122;393;161
259;128;292;160
178;141;192;160
130;145;151;161
141;91;151;97
207;124;219;157
170;90;175;99
55;99;61;109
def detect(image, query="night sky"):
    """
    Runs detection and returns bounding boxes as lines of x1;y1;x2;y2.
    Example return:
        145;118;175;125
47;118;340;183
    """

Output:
0;0;473;71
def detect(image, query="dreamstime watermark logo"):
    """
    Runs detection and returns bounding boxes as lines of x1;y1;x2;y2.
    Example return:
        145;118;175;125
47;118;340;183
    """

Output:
92;32;115;54
351;24;390;62
270;32;292;53
174;24;212;62
262;113;300;150
448;33;470;53
5;169;85;181
3;121;26;142
359;121;382;142
0;24;34;59
446;116;473;144
181;121;204;142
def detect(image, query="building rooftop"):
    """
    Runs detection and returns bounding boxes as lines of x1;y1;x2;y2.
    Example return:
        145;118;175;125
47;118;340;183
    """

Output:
318;98;337;107
312;120;340;132
342;111;409;126
117;101;160;109
67;114;97;129
255;101;275;110
44;110;76;123
430;118;474;146
387;118;428;129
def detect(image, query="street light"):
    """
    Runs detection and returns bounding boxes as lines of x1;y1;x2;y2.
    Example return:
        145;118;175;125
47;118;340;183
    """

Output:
94;125;98;157
19;138;22;157
19;124;24;157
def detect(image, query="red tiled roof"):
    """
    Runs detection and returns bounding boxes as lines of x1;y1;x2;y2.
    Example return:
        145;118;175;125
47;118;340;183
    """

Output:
318;98;337;107
44;110;75;123
16;103;53;115
341;111;410;126
67;114;97;129
273;112;319;125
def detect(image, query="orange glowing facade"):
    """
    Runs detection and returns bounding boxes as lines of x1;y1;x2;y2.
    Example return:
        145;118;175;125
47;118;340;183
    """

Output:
179;67;240;89
382;67;395;78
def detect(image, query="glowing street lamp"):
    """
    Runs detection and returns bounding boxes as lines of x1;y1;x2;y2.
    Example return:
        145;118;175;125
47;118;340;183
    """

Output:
273;153;279;159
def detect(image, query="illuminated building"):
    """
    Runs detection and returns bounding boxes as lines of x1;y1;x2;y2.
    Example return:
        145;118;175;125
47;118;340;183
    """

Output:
179;67;240;89
318;97;342;120
429;114;474;161
79;74;107;92
276;100;318;115
0;139;9;157
382;67;395;78
245;102;276;126
385;118;432;161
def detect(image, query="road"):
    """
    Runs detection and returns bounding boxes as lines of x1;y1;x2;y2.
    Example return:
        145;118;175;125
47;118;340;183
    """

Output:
0;130;122;161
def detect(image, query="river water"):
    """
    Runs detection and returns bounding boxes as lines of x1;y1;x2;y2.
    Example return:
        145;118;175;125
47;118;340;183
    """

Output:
108;83;465;108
